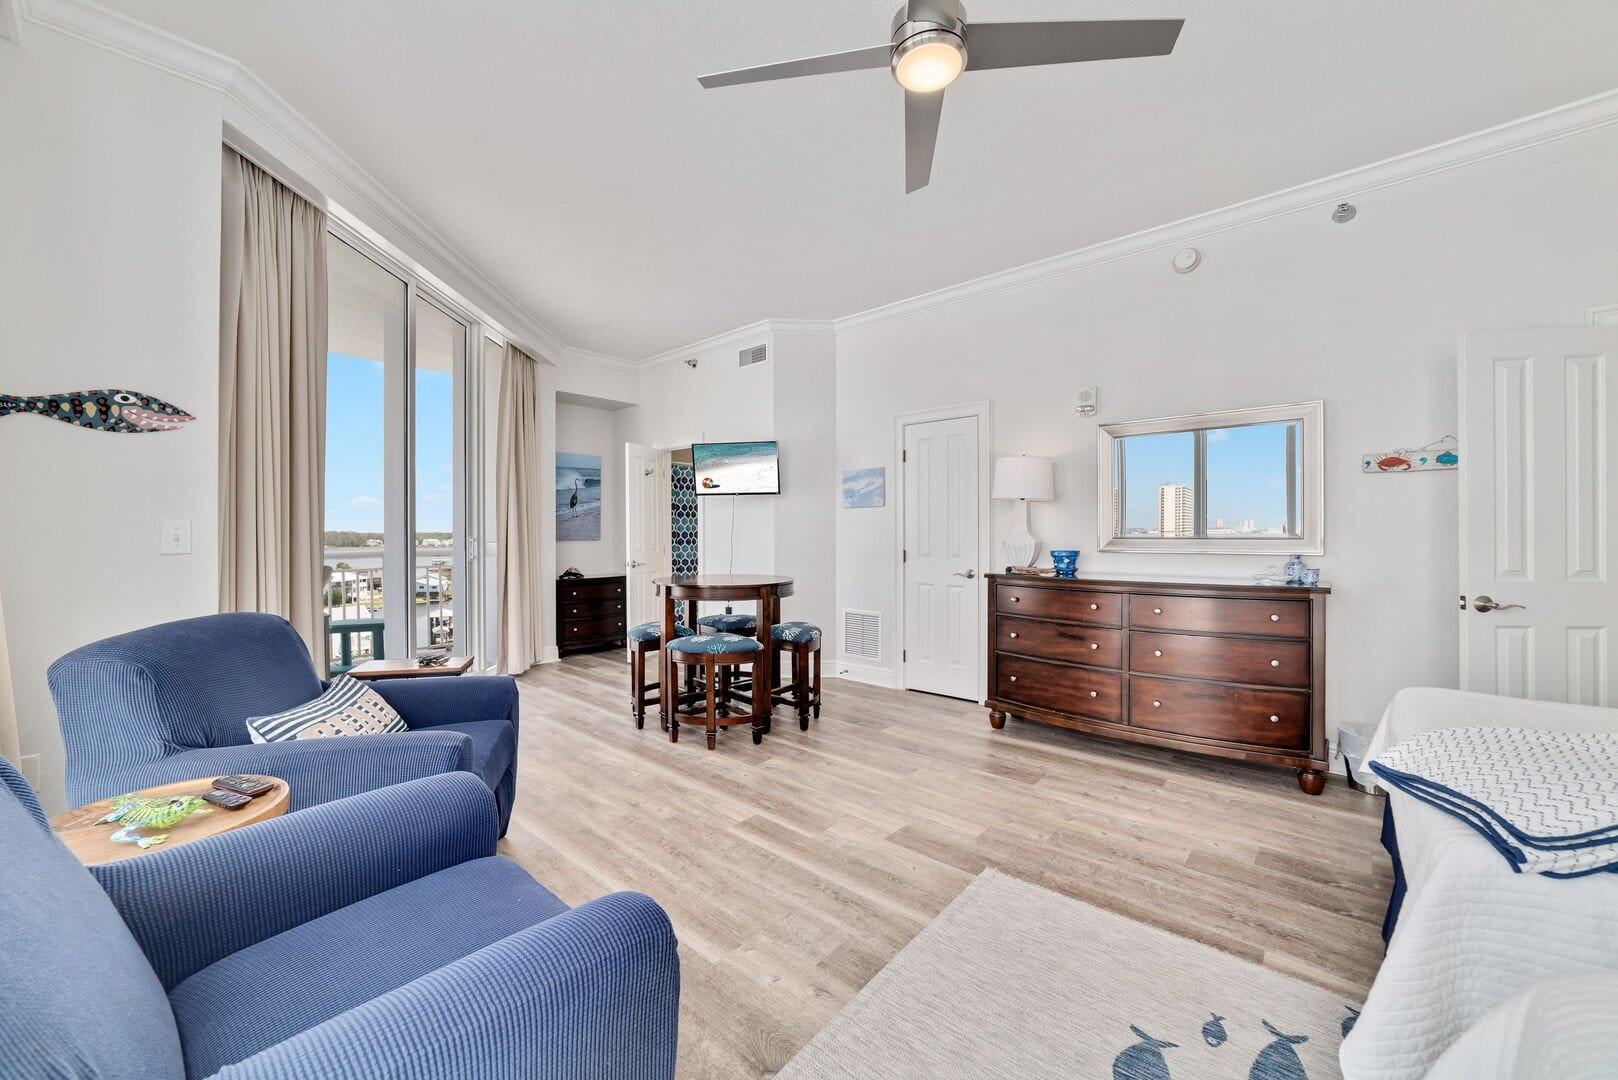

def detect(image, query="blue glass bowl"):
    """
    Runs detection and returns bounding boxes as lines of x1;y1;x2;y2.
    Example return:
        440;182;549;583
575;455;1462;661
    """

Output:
1050;550;1080;578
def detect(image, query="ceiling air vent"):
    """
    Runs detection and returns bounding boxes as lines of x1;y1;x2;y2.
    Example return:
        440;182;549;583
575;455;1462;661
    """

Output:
840;609;881;661
738;343;768;368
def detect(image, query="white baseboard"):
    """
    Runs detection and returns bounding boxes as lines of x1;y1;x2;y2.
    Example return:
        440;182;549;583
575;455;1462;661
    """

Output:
834;661;899;689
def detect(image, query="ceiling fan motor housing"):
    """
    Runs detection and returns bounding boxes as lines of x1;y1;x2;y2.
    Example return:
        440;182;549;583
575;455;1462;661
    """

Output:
890;1;968;90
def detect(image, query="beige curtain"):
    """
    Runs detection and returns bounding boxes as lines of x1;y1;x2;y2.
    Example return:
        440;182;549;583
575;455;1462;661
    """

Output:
0;586;20;764
496;343;544;674
219;147;330;665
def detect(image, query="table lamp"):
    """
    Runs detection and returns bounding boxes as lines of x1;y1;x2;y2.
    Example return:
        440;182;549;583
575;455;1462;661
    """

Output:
992;455;1054;569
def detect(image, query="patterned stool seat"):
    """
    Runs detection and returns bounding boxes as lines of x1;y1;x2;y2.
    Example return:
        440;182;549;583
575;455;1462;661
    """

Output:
696;613;758;634
629;621;694;643
668;632;763;655
771;621;822;645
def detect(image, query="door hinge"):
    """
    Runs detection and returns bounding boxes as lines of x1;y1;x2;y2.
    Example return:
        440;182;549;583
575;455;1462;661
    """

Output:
902;449;908;462
903;649;907;662
903;549;907;563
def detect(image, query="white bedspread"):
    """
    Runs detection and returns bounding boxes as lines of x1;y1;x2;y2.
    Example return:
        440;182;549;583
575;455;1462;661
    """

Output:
1341;688;1618;1080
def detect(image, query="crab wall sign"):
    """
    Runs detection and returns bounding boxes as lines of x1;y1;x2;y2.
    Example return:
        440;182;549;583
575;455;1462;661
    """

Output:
1362;435;1458;474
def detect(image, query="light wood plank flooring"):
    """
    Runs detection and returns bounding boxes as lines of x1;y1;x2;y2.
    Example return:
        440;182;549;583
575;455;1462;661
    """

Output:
502;652;1392;1079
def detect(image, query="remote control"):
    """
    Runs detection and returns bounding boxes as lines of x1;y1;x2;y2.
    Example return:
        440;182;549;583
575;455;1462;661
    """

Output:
203;788;252;810
213;775;274;797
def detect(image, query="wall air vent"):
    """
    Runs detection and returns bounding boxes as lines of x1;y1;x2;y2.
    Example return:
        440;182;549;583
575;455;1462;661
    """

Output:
738;343;768;367
840;608;881;661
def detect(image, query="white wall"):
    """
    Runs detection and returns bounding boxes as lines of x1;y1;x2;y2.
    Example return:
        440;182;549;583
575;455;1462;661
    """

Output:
0;27;225;809
835;123;1618;741
555;402;624;577
772;328;838;636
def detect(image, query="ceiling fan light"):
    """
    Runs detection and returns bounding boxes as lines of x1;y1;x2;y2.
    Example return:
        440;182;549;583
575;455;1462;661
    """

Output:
891;30;966;93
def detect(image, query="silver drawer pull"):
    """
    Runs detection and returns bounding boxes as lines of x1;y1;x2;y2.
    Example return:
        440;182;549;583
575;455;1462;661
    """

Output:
1269;714;1280;723
1152;700;1162;708
1270;613;1280;622
1011;596;1021;603
1270;659;1281;667
1089;690;1099;698
1153;607;1163;615
1009;675;1019;682
1153;649;1163;657
1090;643;1099;651
1009;632;1019;639
1089;603;1099;611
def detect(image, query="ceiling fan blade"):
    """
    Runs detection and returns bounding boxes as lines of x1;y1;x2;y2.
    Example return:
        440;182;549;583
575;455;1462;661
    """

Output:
905;89;944;193
965;18;1184;72
699;43;892;89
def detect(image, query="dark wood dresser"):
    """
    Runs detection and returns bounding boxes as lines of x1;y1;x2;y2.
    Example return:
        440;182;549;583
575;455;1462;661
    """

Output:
985;574;1330;794
556;574;627;657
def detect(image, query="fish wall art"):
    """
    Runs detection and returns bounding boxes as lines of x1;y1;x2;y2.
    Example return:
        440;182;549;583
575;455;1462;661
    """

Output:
0;388;195;433
1361;435;1457;474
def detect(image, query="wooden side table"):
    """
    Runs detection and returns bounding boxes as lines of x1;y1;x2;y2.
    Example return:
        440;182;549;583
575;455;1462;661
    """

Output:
348;656;476;680
51;777;291;866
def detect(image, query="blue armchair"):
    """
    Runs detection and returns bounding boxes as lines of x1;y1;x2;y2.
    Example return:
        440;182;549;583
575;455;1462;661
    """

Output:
49;613;520;834
0;757;680;1078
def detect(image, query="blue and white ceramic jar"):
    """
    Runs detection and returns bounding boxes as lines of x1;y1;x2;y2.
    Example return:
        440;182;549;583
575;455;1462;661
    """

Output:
1050;550;1080;578
1283;553;1307;584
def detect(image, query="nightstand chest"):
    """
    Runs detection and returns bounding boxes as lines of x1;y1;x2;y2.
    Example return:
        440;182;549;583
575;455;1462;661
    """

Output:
556;574;628;657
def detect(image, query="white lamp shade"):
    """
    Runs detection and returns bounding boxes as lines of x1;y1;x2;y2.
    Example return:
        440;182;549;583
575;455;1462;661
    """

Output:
992;456;1054;501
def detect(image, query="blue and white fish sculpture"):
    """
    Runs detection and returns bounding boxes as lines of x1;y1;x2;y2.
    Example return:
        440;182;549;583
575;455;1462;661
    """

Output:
1113;1025;1177;1080
0;388;195;433
1202;1013;1228;1047
1249;1019;1309;1080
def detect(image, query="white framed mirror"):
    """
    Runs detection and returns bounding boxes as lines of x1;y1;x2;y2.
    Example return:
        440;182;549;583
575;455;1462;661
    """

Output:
1097;401;1324;554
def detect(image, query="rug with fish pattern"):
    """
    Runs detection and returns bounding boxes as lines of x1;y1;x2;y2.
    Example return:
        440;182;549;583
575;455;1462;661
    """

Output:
779;869;1358;1079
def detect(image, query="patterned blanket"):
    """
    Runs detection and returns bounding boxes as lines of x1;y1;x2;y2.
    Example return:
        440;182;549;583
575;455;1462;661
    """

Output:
1370;727;1618;878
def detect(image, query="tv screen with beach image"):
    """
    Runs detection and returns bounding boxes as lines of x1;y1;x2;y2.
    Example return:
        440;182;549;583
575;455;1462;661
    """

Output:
556;452;602;540
692;441;780;496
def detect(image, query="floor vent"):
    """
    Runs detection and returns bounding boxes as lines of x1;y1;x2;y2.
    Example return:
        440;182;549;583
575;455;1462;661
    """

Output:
841;608;882;661
738;343;768;367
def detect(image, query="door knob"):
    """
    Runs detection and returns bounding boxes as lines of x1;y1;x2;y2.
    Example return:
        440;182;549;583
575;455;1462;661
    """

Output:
629;560;646;568
954;569;978;579
1471;594;1526;614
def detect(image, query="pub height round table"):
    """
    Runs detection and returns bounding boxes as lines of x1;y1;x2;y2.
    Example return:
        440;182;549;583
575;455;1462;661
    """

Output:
654;574;795;736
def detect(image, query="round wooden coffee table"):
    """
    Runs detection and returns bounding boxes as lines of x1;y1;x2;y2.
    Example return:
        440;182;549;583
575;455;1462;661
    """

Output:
50;777;290;866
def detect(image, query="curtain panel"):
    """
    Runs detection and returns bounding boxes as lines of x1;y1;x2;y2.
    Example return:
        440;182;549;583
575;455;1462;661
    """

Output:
218;147;330;665
496;343;544;674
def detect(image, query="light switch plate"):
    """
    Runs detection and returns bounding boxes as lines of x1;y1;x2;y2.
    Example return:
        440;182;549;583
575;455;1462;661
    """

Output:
160;518;192;555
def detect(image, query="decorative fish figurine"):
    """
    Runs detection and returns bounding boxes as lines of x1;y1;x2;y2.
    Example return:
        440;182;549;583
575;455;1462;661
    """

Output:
0;388;195;433
1113;1025;1177;1080
1249;1019;1309;1080
1341;1005;1361;1038
1202;1013;1228;1047
100;794;212;831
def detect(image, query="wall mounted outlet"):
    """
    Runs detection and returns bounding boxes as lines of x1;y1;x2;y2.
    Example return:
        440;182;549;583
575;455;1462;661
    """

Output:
160;518;192;555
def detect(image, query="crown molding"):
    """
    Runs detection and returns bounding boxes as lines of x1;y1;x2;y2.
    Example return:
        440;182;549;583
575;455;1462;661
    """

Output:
558;346;637;371
1;0;25;45
21;0;568;361
637;318;834;368
835;86;1618;333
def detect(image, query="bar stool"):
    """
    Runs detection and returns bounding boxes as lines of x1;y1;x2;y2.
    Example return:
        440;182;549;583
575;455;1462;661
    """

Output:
628;620;693;730
695;610;758;636
667;633;766;749
770;622;822;730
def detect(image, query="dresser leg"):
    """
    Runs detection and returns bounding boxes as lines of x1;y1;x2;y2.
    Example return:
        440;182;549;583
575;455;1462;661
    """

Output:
989;710;1006;730
1297;769;1326;796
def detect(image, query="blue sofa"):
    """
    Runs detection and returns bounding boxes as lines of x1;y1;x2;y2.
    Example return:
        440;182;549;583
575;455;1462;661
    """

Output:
0;757;680;1078
49;613;520;833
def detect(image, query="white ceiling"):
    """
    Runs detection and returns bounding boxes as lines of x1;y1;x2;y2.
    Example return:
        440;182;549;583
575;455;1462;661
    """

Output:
101;0;1618;360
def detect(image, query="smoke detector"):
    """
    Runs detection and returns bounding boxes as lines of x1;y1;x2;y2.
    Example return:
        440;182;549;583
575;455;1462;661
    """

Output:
1332;202;1357;224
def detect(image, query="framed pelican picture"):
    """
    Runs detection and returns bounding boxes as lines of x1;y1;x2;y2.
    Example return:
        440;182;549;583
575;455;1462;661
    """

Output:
556;452;602;540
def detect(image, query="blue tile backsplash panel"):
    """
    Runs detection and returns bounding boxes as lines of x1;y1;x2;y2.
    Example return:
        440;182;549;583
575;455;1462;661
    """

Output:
671;463;699;624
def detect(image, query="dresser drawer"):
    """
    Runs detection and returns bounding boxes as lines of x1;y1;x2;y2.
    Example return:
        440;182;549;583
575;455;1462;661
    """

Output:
994;584;1122;626
560;598;625;621
560;614;626;643
1130;631;1309;688
1129;594;1307;638
997;617;1123;669
1129;676;1309;750
558;578;626;603
996;655;1122;722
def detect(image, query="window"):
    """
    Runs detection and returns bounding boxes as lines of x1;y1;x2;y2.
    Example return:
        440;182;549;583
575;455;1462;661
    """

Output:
1098;401;1324;554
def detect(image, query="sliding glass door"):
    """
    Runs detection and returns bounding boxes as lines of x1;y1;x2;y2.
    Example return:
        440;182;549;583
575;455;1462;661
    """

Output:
323;234;491;674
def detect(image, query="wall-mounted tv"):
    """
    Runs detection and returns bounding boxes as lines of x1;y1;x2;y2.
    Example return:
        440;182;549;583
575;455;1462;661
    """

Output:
692;441;780;496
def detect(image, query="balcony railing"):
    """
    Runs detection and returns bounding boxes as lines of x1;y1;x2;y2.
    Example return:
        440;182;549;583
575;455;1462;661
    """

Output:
325;558;454;676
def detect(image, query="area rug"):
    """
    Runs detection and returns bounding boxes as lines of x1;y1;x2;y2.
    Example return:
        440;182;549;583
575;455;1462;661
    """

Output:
778;869;1359;1079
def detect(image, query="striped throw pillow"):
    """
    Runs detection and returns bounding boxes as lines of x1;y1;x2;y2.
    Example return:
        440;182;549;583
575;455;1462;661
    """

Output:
246;676;409;743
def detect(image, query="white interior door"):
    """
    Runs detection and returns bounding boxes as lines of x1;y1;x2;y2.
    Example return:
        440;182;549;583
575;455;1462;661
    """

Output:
1460;328;1618;703
625;442;663;631
903;415;981;699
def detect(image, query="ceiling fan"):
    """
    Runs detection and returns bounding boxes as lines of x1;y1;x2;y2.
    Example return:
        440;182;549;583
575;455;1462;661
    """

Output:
699;2;1184;193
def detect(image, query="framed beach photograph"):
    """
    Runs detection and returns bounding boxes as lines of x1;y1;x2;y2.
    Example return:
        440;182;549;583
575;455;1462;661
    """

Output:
556;452;602;540
841;466;885;508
